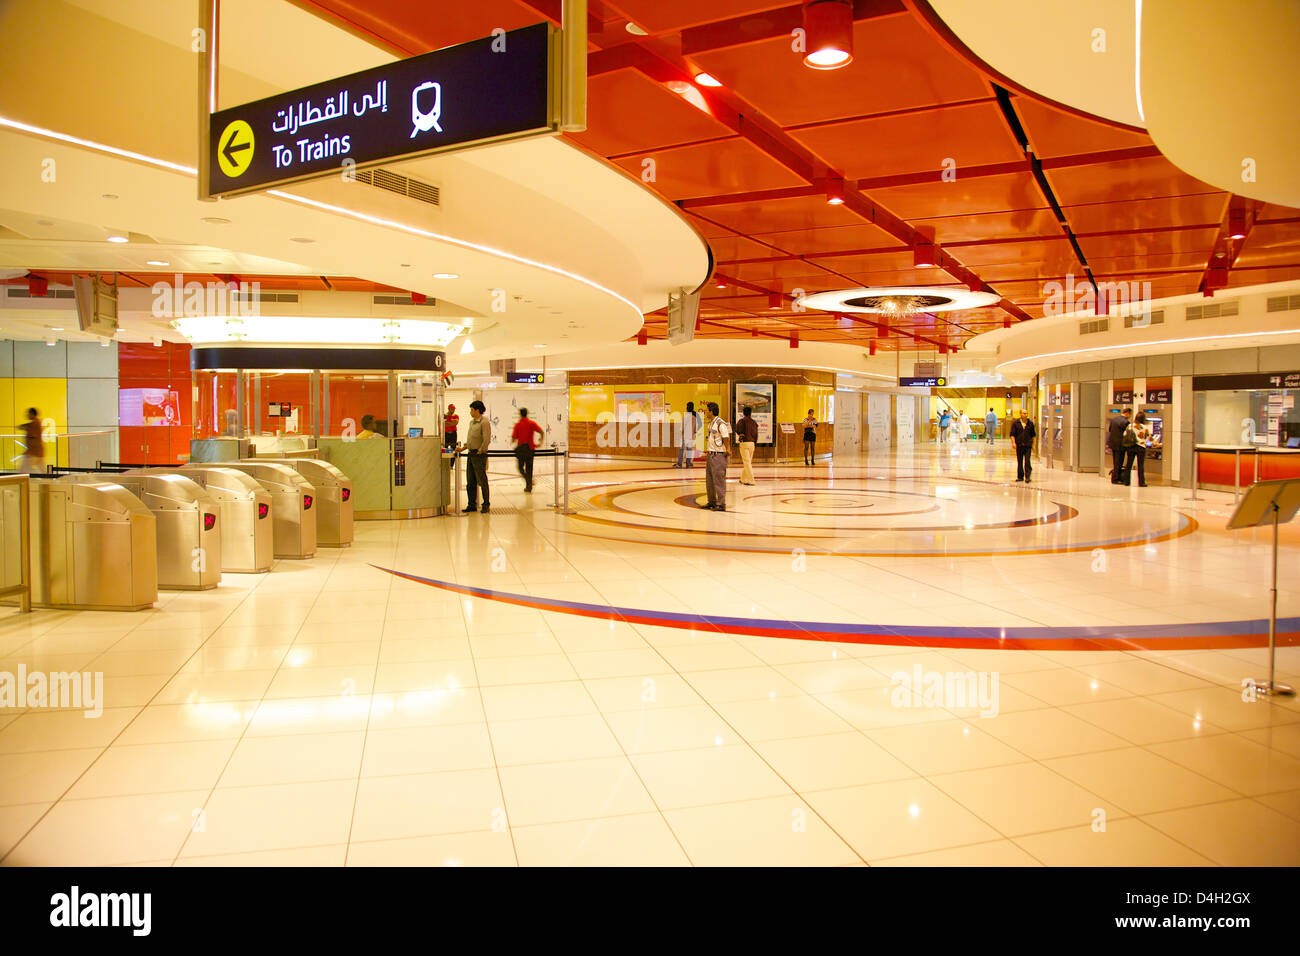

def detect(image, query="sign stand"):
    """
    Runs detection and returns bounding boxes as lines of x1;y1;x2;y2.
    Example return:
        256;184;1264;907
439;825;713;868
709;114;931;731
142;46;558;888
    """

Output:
1227;478;1300;696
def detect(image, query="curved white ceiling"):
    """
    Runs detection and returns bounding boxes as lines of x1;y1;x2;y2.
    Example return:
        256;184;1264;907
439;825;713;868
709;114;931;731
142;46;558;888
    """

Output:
1141;0;1300;208
926;0;1143;127
0;0;710;358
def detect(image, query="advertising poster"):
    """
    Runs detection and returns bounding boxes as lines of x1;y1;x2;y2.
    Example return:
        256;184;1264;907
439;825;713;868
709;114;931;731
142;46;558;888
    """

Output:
118;388;180;426
734;382;775;445
615;391;665;421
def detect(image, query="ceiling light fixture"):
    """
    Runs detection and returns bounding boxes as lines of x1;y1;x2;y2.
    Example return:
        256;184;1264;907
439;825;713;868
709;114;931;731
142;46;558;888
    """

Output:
1228;207;1247;240
146;259;169;267
289;237;314;243
432;273;458;279
803;0;854;70
460;337;475;354
694;72;722;87
201;216;230;225
768;293;783;310
101;193;118;200
797;286;1000;314
824;176;845;205
45;338;56;347
912;233;936;268
715;278;726;289
106;235;128;243
625;21;648;35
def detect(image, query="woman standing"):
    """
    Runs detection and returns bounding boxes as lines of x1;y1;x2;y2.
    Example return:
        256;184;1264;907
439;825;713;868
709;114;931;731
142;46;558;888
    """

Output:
802;409;818;465
1128;412;1152;487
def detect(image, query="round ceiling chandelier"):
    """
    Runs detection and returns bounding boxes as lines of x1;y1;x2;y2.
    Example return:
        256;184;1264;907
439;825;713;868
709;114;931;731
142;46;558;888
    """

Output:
795;286;1000;315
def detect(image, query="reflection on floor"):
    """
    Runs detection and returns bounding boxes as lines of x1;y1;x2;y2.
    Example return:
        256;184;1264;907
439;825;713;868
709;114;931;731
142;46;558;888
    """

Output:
2;444;1298;866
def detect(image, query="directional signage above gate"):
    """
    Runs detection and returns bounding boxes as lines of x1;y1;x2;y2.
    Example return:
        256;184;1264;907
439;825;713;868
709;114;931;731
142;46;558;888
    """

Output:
207;22;557;197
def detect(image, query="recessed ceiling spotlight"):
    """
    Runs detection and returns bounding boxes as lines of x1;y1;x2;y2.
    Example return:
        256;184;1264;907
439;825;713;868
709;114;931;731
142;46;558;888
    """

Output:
803;0;854;70
36;219;53;226
50;327;64;331
45;338;57;347
101;193;118;200
399;263;411;267
152;336;162;347
146;259;169;267
694;72;722;87
207;261;221;266
533;344;546;348
106;235;128;243
432;273;458;279
290;237;314;243
201;216;231;225
625;21;648;35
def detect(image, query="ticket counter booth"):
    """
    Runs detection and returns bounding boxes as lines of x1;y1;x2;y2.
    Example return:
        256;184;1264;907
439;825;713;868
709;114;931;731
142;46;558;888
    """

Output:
190;347;452;520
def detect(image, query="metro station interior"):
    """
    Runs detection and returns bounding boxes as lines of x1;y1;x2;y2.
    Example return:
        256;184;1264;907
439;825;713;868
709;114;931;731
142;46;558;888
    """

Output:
0;0;1298;869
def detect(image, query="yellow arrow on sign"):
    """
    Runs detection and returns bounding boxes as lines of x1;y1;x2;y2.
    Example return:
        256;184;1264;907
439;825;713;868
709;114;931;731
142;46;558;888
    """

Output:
217;120;255;177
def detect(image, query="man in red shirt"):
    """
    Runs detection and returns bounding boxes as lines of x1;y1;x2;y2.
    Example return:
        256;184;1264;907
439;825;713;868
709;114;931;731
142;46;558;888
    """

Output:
512;407;544;493
443;404;459;450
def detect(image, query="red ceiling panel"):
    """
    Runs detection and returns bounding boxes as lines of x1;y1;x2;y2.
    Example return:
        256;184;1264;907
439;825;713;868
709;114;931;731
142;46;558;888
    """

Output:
955;240;1079;272
612;138;805;200
709;235;786;260
739;223;905;254
611;0;788;34
1063;193;1228;234
917;208;1064;243
1233;225;1300;269
1226;266;1300;286
1043;156;1220;206
1077;228;1218;262
567;69;734;157
691;14;990;127
698;194;867;234
1013;97;1153;159
791;101;1021;181
868;172;1043;219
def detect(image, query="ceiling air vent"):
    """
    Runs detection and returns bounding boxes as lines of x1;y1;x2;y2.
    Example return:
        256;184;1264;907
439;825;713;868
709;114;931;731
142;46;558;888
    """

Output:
1186;301;1239;320
233;291;299;304
373;294;437;306
1078;318;1110;335
1123;309;1164;328
6;287;76;299
1266;294;1300;313
355;168;440;206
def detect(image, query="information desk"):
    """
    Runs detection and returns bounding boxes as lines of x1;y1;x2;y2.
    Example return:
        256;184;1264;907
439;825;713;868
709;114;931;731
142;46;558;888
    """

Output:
1194;445;1300;496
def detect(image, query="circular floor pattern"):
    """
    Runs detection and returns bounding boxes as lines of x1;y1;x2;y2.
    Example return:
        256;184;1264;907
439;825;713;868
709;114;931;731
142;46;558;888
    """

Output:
565;475;1197;557
377;566;1298;652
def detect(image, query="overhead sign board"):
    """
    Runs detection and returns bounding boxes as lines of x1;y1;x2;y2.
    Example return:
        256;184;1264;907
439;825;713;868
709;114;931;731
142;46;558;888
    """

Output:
207;23;556;197
899;376;947;387
506;372;545;384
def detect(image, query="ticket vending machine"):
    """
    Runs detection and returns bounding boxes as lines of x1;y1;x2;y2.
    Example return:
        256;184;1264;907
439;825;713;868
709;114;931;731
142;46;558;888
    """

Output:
1141;406;1167;484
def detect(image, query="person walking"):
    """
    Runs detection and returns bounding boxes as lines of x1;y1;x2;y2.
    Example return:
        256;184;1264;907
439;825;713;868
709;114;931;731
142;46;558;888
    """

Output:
443;404;459;450
802;409;818;465
512;407;544;493
984;408;997;445
1107;406;1131;484
702;402;731;510
957;410;971;443
675;402;698;468
1010;408;1037;482
17;408;44;474
937;407;951;444
735;405;758;485
457;399;492;513
1125;411;1152;487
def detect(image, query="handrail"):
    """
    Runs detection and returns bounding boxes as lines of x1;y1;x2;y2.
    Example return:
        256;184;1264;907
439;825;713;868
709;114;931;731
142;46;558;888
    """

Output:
0;475;33;613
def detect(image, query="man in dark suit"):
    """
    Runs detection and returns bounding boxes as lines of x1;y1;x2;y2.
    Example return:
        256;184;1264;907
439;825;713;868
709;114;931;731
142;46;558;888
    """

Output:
1107;407;1132;483
1010;408;1037;482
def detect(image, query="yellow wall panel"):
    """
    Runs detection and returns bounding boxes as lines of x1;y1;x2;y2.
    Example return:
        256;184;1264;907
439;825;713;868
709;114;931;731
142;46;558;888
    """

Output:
11;378;68;467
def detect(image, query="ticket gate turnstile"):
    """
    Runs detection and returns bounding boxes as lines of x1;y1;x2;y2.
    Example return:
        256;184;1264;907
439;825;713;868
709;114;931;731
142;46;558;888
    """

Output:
140;467;272;573
28;479;157;610
62;473;221;590
259;459;352;547
205;462;316;559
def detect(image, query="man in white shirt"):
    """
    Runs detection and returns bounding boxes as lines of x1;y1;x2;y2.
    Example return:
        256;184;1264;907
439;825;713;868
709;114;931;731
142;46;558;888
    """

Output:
702;401;731;511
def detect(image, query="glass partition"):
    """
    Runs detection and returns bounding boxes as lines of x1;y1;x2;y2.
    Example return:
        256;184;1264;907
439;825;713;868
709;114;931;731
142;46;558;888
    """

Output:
1195;388;1299;447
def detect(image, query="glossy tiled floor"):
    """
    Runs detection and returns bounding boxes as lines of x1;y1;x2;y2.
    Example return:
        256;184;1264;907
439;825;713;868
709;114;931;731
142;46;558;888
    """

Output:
2;443;1298;866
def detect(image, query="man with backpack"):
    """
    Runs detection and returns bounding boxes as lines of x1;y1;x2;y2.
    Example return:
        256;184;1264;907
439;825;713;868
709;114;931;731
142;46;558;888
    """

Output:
702;402;731;511
1107;407;1132;484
